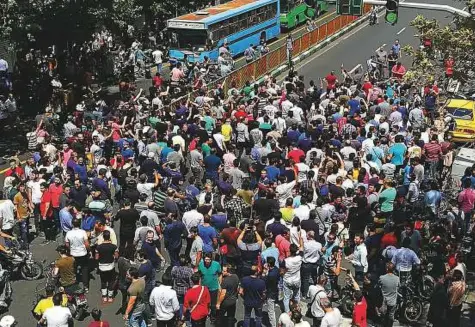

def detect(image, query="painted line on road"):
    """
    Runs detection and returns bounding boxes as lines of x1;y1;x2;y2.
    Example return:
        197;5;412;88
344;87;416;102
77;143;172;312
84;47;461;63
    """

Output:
397;27;406;35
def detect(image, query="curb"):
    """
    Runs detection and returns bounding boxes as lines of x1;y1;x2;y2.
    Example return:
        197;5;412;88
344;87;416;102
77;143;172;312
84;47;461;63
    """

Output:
253;8;383;85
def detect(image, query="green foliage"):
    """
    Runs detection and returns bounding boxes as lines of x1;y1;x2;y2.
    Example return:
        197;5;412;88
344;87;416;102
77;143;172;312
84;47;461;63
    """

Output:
406;7;475;85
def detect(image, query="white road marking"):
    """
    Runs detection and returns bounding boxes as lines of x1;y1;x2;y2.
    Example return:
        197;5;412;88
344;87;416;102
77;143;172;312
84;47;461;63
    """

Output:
397;27;406;35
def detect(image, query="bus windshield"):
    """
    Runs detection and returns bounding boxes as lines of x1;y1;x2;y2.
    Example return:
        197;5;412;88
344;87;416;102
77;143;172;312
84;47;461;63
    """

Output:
169;29;208;51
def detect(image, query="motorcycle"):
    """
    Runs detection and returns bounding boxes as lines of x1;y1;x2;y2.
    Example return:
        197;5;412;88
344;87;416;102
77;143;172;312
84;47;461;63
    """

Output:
339;274;356;316
395;285;424;323
35;262;89;321
5;240;43;280
0;264;12;310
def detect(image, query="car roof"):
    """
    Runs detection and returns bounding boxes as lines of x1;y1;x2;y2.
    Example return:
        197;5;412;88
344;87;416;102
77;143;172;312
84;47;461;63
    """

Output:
446;99;475;109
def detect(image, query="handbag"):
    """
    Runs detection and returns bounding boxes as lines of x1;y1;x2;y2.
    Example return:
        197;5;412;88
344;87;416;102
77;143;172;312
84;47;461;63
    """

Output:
305;290;324;318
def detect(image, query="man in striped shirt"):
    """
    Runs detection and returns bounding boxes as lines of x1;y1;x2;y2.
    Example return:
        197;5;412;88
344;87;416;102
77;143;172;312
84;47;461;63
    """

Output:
422;134;442;180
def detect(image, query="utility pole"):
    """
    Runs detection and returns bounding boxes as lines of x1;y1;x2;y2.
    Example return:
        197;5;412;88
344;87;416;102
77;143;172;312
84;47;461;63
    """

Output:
363;0;472;18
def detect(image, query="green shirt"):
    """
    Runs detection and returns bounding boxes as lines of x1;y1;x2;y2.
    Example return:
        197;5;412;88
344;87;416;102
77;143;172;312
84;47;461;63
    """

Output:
379;187;396;213
202;143;211;157
198;260;221;291
203;116;215;132
243;86;252;96
148;117;160;129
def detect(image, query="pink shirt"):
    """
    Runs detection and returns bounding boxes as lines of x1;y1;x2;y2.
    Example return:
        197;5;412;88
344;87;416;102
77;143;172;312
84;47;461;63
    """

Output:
275;234;290;262
171;68;184;82
458;188;475;213
111;122;121;142
62;149;73;166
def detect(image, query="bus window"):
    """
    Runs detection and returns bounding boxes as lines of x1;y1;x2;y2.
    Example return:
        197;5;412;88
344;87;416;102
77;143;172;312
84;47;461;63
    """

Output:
168;29;208;50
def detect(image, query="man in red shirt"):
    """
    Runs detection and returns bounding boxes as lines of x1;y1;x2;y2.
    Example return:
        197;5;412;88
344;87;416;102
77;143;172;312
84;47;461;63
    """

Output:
287;144;304;163
325;71;338;93
350;273;367;327
4;159;24;179
445;55;455;78
183;272;211;327
49;176;63;233
40;182;55;243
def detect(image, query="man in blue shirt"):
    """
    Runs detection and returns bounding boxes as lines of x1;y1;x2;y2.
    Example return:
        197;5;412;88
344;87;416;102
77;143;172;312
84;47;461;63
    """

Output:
164;214;187;266
59;200;74;235
391;237;420;284
240;266;266;327
203;149;221;183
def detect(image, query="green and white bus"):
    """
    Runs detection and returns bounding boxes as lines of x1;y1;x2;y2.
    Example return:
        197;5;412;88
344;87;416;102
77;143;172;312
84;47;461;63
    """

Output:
280;0;328;30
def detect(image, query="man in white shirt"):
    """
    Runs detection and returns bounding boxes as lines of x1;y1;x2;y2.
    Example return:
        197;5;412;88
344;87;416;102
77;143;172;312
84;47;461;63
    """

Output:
65;218;90;291
308;275;328;324
320;297;342;327
149;274;180;325
152;48;164;74
301;231;322;298
346;233;368;286
40;293;72;327
27;171;46;233
283;243;303;313
0;199;15;235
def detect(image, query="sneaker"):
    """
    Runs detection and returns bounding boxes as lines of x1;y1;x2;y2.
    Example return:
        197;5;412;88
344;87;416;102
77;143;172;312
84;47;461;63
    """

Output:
84;288;89;294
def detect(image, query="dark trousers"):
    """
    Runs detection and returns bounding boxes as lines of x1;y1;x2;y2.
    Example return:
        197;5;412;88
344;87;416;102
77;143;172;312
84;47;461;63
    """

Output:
53;207;60;231
217;303;236;327
209;289;218;321
447;304;462;327
301;262;319;298
119;233;135;255
244;305;262;327
312;317;322;327
191;318;206;327
41;219;56;241
383;304;396;327
167;247;181;267
74;255;90;288
99;269;116;292
33;203;41;232
156;317;176;327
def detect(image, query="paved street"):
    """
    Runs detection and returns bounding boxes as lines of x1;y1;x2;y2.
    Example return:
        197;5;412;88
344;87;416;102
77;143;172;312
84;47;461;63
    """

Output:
4;2;475;327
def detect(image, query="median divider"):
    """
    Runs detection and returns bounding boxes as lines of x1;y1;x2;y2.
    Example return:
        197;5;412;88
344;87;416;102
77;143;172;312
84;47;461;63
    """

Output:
165;4;377;111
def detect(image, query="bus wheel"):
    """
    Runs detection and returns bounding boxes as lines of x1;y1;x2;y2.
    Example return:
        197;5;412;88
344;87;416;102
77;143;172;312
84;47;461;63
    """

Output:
260;31;266;44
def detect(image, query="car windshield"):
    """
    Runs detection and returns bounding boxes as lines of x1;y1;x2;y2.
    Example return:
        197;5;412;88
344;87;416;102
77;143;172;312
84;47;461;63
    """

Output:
447;107;474;120
169;28;208;51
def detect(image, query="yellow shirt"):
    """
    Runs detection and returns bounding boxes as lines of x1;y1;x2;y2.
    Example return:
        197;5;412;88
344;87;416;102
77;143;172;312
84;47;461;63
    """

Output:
221;124;232;142
280;207;294;223
33;295;68;315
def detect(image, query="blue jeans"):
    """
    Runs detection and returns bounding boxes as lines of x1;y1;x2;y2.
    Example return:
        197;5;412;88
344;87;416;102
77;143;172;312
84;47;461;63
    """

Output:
283;281;300;313
157;63;162;74
128;312;146;327
244;305;262;327
17;220;29;248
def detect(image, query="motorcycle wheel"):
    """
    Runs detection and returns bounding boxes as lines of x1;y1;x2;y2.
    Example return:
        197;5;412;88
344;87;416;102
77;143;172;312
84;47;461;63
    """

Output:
340;295;354;316
403;300;423;323
20;262;43;280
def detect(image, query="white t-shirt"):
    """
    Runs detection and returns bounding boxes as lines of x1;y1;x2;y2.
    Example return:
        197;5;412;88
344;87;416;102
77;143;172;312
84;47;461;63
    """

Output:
152;50;163;64
0;200;15;230
294;321;311;327
27;179;45;204
65;228;88;257
283;255;302;284
308;284;327;318
42;305;72;327
295;162;310;182
321;308;342;327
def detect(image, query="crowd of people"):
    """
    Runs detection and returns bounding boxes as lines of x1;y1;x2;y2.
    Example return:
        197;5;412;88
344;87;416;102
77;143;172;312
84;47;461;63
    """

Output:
0;35;471;327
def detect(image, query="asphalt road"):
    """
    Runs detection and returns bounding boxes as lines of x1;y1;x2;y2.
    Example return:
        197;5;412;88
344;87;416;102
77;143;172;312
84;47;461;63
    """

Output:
290;0;450;83
4;3;475;327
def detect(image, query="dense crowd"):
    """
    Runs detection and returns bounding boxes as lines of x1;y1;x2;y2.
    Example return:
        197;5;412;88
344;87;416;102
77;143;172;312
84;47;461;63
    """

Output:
0;37;471;327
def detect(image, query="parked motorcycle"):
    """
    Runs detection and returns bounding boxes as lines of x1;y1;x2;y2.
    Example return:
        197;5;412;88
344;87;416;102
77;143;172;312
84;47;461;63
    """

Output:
5;240;43;280
0;264;12;310
395;285;424;323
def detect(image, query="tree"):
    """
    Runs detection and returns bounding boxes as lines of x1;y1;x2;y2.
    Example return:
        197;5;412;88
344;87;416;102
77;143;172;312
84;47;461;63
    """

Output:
403;1;475;86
